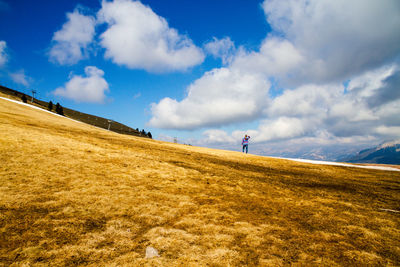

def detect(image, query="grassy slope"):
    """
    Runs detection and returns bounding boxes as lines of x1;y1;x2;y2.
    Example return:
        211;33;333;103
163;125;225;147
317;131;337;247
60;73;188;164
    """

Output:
0;86;142;137
0;96;399;266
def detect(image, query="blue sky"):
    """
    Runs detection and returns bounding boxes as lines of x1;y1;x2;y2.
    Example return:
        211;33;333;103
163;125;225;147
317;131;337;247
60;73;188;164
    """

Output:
1;0;400;160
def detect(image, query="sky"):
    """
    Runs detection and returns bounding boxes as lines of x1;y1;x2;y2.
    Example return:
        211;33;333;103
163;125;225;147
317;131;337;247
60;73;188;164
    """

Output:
1;0;400;160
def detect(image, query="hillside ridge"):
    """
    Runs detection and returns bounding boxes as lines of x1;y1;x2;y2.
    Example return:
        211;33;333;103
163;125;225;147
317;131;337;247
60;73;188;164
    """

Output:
341;140;400;165
0;85;150;138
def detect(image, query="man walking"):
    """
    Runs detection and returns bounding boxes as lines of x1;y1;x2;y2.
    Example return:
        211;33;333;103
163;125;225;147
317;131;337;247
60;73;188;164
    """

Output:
242;134;250;154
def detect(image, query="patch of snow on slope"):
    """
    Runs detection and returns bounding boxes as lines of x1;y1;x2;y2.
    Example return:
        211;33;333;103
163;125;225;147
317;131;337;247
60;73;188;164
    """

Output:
274;157;400;172
0;96;96;127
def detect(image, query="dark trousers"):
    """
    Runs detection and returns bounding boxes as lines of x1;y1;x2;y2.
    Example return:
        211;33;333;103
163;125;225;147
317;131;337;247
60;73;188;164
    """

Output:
242;144;248;153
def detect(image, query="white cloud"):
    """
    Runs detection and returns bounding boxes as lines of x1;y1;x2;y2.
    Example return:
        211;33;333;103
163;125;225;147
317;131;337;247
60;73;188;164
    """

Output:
328;65;400;129
374;126;400;138
0;40;7;67
262;0;400;84
376;100;400;127
53;66;109;103
329;99;378;123
267;83;341;117
231;37;304;78
231;0;400;85
49;8;95;65
346;64;397;97
149;68;270;129
200;129;236;145
204;37;235;64
10;69;31;86
250;117;314;143
148;37;304;131
97;0;204;72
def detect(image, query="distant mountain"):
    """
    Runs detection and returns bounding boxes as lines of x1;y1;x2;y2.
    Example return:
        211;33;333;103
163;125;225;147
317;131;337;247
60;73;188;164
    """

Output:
253;143;364;162
340;141;400;164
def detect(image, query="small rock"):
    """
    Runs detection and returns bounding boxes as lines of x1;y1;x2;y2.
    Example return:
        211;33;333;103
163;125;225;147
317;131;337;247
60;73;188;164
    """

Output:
145;246;159;259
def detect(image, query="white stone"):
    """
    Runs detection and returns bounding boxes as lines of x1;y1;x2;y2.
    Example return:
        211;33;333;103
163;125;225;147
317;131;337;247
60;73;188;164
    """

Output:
145;246;159;259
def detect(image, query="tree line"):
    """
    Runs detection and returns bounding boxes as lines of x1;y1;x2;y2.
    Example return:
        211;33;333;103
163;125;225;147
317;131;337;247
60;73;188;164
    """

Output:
48;101;64;116
21;95;64;116
136;128;152;139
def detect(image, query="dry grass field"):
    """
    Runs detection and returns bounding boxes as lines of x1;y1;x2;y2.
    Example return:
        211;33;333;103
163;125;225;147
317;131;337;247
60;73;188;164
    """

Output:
1;95;399;266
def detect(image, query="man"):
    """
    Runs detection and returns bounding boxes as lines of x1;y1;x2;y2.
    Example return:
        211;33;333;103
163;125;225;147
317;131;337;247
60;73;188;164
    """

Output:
242;134;250;154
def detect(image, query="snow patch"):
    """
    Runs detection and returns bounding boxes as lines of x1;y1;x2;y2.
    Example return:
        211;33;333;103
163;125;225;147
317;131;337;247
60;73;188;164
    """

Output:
273;157;399;172
378;140;400;149
0;96;84;124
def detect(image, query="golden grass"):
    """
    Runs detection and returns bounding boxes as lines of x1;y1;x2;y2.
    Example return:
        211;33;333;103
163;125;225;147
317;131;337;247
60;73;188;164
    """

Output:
0;95;399;266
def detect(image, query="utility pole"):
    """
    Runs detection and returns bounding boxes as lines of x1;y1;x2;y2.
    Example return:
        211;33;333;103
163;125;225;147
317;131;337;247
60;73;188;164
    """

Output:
31;89;36;103
108;120;112;130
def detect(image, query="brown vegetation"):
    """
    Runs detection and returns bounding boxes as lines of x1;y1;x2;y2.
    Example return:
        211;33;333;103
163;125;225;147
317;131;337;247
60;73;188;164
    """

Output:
0;95;399;266
0;85;144;137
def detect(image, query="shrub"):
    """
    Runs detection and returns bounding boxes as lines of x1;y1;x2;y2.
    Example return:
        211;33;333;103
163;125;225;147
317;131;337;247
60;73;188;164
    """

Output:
55;103;64;116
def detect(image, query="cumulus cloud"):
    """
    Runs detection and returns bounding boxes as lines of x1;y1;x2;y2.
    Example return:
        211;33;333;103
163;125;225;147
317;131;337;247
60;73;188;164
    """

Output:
267;83;342;117
53;66;109;103
9;69;31;86
376;100;400;127
375;126;400;137
200;129;236;145
149;68;270;129
0;40;7;67
204;37;235;65
49;8;96;65
231;37;304;78
150;37;303;130
250;117;313;143
326;65;400;138
262;0;400;84
346;65;396;100
358;66;400;108
97;0;204;72
330;65;399;120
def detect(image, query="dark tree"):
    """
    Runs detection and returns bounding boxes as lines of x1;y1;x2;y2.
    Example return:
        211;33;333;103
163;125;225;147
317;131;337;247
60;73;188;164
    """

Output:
21;94;27;103
147;132;152;139
48;101;53;111
55;102;64;116
141;129;146;136
136;128;139;132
